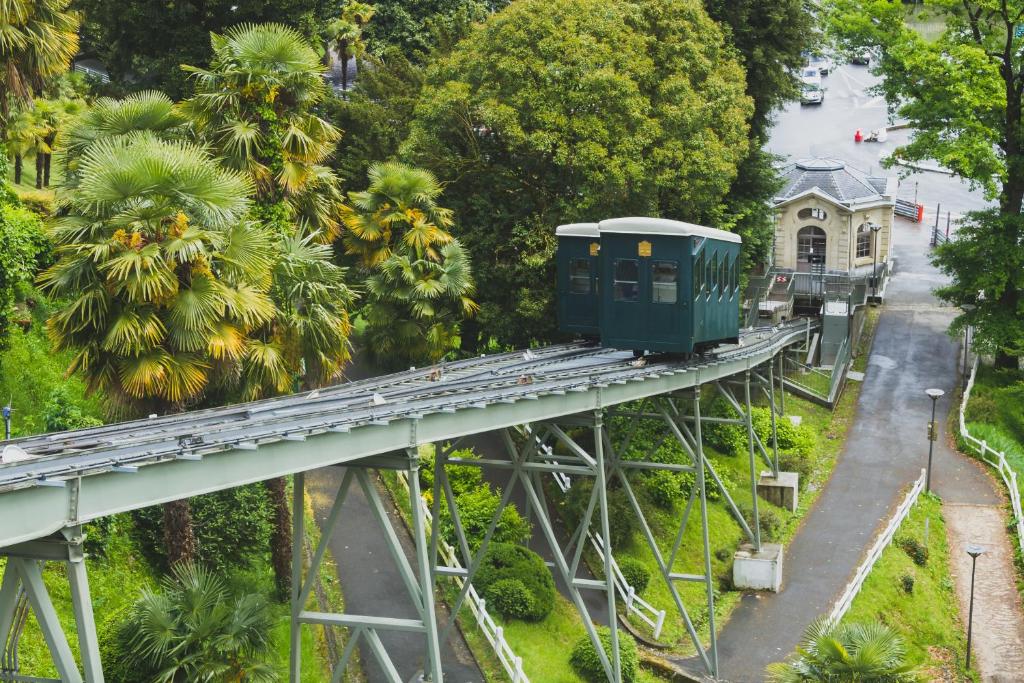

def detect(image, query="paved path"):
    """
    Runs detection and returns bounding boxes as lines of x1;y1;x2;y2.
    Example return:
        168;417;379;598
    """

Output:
944;504;1024;682
713;216;1000;682
307;466;484;683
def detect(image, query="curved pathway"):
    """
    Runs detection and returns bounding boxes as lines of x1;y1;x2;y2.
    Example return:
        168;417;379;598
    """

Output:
713;215;1001;681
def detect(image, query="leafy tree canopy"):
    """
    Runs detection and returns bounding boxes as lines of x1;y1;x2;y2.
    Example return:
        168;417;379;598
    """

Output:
402;0;753;350
362;0;507;59
829;0;1024;365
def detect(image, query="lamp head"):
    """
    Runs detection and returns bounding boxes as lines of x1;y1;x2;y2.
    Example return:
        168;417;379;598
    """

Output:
966;544;986;558
925;388;944;400
870;222;882;233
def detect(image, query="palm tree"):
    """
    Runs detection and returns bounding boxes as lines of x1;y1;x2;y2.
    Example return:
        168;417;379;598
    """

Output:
39;133;279;563
0;0;79;120
180;23;345;240
58;91;187;187
766;618;918;682
5;107;43;185
33;97;84;187
346;162;477;368
326;1;375;90
125;562;276;683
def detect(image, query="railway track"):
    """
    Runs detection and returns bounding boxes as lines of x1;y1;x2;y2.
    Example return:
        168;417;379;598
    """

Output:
0;320;813;494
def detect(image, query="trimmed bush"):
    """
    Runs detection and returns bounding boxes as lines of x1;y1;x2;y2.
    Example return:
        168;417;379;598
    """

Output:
618;557;650;595
641;469;688;509
418;446;483;498
742;502;784;542
896;536;928;566
439;486;531;550
482;578;535;620
475;543;555;621
569;627;639;683
900;573;915;594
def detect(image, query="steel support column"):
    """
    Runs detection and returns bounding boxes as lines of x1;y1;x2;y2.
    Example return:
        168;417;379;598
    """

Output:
743;372;762;551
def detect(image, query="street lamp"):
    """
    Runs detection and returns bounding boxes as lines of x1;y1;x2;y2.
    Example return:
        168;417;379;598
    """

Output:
965;544;986;669
925;388;944;493
870;222;882;301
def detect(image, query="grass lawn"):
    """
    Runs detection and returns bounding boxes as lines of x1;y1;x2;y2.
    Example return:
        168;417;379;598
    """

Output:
841;494;973;681
963;364;1024;502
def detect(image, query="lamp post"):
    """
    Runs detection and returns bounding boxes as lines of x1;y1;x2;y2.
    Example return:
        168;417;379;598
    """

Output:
870;222;882;301
961;304;975;384
1;403;10;441
965;544;986;669
925;388;944;493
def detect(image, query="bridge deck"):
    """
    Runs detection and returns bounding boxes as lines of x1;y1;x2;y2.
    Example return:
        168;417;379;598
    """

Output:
0;320;813;548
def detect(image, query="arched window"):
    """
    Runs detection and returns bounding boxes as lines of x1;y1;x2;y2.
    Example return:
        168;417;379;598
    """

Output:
797;226;827;264
856;223;873;258
797;207;828;221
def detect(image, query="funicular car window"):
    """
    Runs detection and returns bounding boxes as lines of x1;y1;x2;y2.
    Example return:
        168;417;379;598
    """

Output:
708;253;717;299
731;259;738;296
569;258;591;294
613;259;639;302
652;261;678;304
694;253;704;299
718;256;727;300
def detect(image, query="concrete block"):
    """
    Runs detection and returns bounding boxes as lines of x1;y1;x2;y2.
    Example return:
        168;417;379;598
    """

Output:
758;471;799;512
732;543;784;592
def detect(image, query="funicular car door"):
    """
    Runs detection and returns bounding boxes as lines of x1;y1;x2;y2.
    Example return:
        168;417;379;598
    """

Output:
645;241;684;346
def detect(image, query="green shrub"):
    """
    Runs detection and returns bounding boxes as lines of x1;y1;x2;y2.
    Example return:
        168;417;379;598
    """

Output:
569;627;639;683
703;398;746;456
41;387;103;432
131;484;274;575
641;469;688;509
964;392;999;424
896;536;928;566
742;502;784;542
779;449;813;486
562;480;636;549
475;543;555;621
439;486;531;550
482;578;535;620
618;557;650;595
900;573;915;594
418;446;484;498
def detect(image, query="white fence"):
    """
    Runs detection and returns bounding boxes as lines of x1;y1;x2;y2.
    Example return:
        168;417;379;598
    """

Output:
394;470;529;682
959;356;1024;553
827;469;926;624
535;440;668;638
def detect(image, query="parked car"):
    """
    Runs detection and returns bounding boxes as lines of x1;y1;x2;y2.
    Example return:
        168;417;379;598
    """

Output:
806;53;834;75
851;48;877;65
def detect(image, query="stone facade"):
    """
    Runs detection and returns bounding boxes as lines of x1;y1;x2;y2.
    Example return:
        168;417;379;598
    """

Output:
772;159;896;275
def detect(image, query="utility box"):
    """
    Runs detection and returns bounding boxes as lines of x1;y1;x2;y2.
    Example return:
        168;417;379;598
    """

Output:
733;543;784;592
820;299;849;366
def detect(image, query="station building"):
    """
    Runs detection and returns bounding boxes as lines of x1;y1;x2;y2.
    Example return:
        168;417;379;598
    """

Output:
772;158;896;277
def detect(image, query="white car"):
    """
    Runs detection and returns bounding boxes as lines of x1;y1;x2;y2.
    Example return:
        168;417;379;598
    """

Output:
807;54;833;75
799;69;824;105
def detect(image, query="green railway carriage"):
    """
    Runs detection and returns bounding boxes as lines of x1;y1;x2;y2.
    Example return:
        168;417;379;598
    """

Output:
555;223;601;337
594;217;741;354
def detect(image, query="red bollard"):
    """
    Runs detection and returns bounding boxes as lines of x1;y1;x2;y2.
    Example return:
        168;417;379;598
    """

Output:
854;128;863;143
916;204;924;223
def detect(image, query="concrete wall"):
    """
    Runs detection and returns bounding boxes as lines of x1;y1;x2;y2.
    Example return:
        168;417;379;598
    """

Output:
773;196;893;274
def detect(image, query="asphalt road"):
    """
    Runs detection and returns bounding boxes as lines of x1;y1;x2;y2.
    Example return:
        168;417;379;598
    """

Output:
711;63;996;681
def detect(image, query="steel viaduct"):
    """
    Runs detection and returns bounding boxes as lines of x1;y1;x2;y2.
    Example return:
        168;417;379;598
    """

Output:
0;319;816;683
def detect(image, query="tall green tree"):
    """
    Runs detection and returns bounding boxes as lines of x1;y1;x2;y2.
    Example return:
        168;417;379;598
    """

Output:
766;618;917;682
402;0;752;350
362;0;502;59
0;0;79;119
74;0;335;98
39;133;279;564
829;0;1024;367
345;161;477;367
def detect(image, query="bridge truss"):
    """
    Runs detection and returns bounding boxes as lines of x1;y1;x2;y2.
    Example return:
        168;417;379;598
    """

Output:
0;320;812;682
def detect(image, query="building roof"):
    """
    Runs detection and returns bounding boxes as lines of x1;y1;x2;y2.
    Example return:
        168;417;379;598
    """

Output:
555;223;599;238
598;217;742;244
775;158;895;208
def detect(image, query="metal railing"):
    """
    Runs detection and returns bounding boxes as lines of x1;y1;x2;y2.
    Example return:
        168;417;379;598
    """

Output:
72;64;109;83
958;357;1024;554
828;469;926;624
395;470;529;682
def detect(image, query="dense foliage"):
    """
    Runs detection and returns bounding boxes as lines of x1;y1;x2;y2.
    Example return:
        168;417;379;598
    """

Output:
766;618;918;682
0;0;79;118
0;202;46;347
829;0;1024;367
474;542;556;622
569;627;639;683
402;0;753;350
75;0;336;98
113;562;276;683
